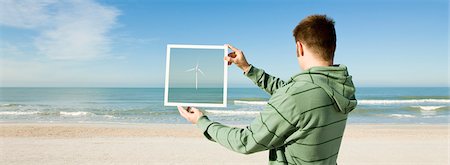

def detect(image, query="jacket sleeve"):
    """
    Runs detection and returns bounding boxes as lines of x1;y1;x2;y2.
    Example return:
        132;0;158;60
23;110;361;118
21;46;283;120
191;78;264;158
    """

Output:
196;91;298;154
245;65;287;95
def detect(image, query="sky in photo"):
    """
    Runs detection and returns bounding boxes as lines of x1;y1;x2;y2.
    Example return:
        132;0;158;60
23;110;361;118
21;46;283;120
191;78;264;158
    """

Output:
0;0;448;87
168;47;225;88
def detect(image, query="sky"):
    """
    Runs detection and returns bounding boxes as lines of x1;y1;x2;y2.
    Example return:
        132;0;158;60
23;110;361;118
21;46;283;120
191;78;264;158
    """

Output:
169;47;224;88
0;0;448;87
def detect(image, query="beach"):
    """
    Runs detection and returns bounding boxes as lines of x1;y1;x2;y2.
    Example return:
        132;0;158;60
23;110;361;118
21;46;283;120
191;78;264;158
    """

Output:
1;123;448;165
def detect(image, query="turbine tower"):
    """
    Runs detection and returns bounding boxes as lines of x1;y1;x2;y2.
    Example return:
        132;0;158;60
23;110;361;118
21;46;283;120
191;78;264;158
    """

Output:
185;61;205;90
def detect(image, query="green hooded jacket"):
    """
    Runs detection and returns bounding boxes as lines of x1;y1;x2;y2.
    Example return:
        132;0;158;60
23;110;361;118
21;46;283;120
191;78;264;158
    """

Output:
196;64;357;164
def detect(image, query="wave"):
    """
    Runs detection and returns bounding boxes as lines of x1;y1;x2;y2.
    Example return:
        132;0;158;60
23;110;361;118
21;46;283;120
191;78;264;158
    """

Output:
0;110;119;119
0;111;95;117
359;99;450;105
0;103;12;107
205;110;260;115
59;111;94;116
234;100;268;105
388;114;416;118
410;106;447;111
0;103;25;107
0;111;40;115
234;99;450;106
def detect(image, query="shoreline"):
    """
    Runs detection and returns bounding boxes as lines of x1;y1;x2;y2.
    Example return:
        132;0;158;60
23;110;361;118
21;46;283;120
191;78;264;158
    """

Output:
1;122;449;164
1;122;448;137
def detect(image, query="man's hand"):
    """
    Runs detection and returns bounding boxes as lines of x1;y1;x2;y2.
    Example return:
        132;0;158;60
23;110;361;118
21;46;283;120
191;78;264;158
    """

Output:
224;44;251;73
177;106;204;124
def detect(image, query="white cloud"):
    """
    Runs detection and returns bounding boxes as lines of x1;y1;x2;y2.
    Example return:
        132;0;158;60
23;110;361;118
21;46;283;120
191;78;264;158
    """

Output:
0;0;56;28
0;0;120;60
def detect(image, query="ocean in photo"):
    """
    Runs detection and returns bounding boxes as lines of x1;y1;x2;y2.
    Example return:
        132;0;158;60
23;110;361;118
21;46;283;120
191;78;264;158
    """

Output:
0;87;448;124
168;88;224;104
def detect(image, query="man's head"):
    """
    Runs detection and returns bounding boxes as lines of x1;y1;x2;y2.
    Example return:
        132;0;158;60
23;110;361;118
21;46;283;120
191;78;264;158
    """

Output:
293;15;336;70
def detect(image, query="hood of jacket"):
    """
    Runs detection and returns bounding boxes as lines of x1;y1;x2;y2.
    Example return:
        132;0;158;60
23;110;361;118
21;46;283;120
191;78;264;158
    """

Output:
291;64;357;114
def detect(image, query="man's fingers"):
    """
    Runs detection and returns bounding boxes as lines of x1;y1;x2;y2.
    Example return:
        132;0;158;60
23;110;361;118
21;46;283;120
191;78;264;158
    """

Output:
177;106;203;124
228;52;237;58
224;57;234;65
224;56;234;63
190;107;203;117
186;106;192;113
227;44;239;52
190;107;200;113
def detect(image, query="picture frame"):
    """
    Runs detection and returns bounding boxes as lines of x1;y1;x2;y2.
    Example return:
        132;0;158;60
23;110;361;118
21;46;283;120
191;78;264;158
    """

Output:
164;44;228;107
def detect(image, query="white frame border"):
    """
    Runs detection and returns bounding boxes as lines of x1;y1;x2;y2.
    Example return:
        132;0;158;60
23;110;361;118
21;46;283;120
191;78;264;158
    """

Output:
164;44;228;107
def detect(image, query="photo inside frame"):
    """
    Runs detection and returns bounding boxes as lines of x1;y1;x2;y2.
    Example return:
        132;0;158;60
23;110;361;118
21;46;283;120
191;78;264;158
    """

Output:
164;45;228;107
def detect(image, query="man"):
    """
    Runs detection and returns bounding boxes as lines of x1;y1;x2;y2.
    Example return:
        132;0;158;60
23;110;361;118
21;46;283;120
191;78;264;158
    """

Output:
178;15;357;165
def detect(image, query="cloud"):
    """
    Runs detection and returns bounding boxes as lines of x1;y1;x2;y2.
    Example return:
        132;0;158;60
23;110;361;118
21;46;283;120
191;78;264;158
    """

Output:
0;0;120;60
0;0;56;28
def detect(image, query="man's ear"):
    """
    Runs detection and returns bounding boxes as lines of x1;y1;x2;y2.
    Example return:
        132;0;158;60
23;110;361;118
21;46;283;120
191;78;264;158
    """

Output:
296;41;304;57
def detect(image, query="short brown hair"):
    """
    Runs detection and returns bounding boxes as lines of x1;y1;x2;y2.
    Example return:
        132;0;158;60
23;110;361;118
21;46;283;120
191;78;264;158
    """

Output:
293;15;336;61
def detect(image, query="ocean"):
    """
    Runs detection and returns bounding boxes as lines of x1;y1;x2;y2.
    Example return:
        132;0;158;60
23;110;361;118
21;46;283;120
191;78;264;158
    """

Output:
168;88;224;104
0;87;448;124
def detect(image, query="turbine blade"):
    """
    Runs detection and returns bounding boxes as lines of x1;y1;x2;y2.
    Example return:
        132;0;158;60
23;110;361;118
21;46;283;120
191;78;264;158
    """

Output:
185;68;195;72
198;68;205;76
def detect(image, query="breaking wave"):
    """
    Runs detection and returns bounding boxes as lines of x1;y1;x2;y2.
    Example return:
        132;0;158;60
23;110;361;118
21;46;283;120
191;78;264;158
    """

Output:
410;106;447;111
234;100;268;105
205;110;260;115
388;114;416;118
59;111;94;116
358;99;450;105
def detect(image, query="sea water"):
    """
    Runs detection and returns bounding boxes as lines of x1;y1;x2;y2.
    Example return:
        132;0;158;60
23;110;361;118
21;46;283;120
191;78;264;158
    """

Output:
168;88;224;104
0;87;448;124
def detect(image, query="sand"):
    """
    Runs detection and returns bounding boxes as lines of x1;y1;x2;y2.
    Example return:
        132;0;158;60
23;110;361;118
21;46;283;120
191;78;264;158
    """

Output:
1;123;448;165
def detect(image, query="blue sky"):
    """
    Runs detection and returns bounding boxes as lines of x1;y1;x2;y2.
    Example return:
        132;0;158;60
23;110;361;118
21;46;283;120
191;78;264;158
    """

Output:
0;0;448;87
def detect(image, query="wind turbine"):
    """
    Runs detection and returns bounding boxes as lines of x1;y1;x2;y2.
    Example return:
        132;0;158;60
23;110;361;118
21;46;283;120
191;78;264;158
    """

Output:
185;61;205;90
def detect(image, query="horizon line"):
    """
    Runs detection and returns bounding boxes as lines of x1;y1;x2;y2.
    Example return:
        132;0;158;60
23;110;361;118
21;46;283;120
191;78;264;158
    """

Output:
0;86;448;88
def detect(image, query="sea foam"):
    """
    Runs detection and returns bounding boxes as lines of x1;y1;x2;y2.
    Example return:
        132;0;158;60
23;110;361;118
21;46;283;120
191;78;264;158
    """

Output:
59;111;94;116
411;106;446;111
0;111;40;115
234;100;268;105
388;114;416;118
234;99;450;106
359;99;450;105
0;103;23;107
205;110;260;115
